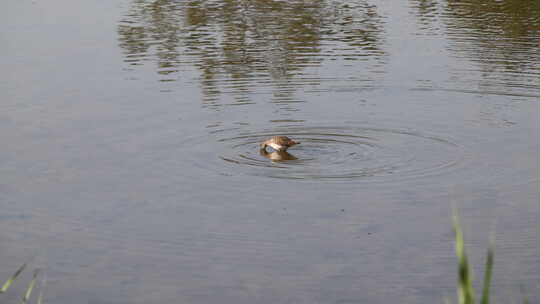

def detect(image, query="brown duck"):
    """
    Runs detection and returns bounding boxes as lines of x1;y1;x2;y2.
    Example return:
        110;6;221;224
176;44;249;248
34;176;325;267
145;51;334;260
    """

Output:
260;136;300;152
259;149;297;162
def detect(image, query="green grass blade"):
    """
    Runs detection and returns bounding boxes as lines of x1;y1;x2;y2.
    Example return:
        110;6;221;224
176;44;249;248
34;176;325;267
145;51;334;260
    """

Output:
37;290;44;304
37;274;46;304
480;239;494;304
20;269;40;304
453;212;475;304
0;263;28;293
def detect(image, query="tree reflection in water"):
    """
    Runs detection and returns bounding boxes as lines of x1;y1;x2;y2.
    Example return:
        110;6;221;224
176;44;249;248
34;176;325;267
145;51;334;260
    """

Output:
410;0;540;96
118;0;386;104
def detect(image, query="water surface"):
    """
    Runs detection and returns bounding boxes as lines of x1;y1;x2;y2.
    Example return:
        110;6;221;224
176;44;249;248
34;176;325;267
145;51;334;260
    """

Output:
2;0;540;303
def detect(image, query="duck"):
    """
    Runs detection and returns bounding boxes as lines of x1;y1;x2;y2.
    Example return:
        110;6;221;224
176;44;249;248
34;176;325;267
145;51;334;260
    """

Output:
260;136;300;152
259;149;297;162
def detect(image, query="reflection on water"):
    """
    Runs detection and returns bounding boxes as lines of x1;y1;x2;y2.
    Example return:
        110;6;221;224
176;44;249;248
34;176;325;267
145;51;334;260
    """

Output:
411;0;540;97
118;0;386;104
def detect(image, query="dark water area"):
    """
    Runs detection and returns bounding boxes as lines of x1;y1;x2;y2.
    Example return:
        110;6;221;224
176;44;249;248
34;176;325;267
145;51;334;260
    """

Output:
2;0;540;303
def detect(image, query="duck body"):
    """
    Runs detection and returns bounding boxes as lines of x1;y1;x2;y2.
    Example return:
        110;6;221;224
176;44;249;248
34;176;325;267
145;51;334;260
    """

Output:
259;149;297;162
260;136;300;152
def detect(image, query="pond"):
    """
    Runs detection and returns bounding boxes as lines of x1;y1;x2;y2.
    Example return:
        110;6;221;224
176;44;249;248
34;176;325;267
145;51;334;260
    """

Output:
2;0;540;303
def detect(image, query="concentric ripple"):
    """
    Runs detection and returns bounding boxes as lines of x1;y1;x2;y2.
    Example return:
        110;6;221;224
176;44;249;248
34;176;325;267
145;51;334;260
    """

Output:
199;126;463;181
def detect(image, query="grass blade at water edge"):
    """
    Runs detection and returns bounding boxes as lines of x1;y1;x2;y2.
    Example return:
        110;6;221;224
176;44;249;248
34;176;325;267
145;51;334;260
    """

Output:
20;268;40;304
1;263;28;293
453;212;475;304
480;238;494;304
36;274;46;304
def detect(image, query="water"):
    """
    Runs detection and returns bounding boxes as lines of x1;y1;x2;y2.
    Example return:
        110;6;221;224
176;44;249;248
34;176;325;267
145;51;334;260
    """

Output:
2;0;540;303
207;125;462;180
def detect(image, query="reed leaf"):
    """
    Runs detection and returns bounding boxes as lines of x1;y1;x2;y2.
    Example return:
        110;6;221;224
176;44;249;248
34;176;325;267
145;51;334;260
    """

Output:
453;212;475;304
480;239;494;304
36;274;46;304
0;263;28;293
20;268;40;304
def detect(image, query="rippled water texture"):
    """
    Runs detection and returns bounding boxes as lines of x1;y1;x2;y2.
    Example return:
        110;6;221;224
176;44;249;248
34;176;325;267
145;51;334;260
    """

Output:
205;126;463;180
412;0;540;97
118;0;386;104
3;0;540;303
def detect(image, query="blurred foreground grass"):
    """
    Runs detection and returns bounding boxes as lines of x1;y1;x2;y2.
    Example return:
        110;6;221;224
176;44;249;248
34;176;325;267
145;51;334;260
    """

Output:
452;212;494;304
1;262;44;304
